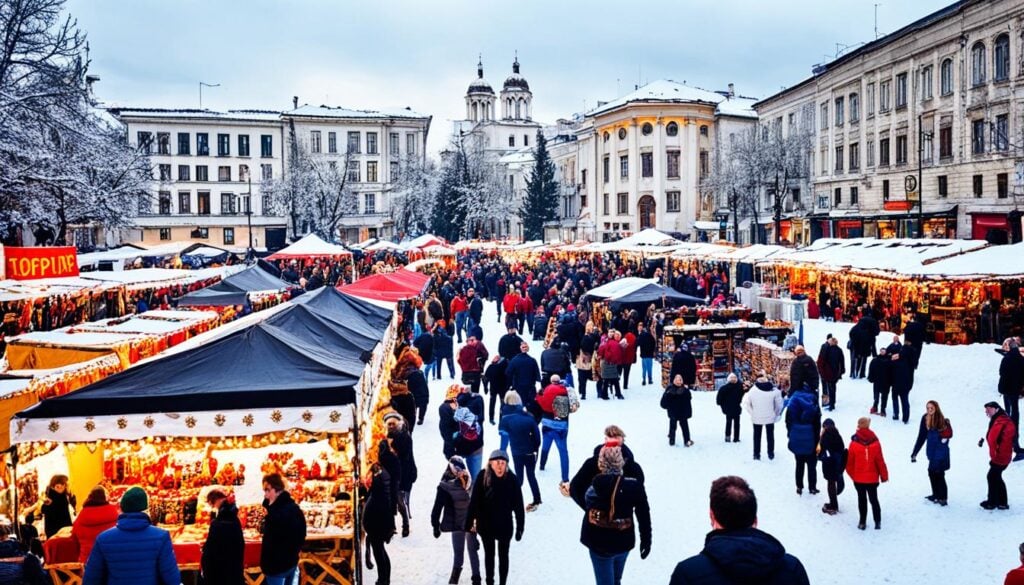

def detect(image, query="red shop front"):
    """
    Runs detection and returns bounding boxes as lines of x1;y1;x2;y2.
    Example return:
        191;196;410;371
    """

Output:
836;220;863;238
971;213;1009;243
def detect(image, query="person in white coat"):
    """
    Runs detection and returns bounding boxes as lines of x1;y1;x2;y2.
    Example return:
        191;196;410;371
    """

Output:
741;374;784;461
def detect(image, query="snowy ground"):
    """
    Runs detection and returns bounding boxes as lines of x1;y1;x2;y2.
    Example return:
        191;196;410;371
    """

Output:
380;301;1020;584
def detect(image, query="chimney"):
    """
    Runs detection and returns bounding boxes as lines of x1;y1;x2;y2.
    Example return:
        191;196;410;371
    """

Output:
728;83;735;98
292;96;299;110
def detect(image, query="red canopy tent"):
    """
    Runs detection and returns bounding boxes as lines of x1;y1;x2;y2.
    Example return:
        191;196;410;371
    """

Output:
337;270;431;303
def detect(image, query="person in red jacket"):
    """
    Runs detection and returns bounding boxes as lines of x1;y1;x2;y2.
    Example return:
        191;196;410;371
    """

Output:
458;337;489;394
1005;542;1024;585
517;295;533;336
597;332;626;400
983;401;1016;510
450;293;469;343
620;331;638;390
502;288;522;332
72;486;119;563
846;417;889;530
536;375;571;484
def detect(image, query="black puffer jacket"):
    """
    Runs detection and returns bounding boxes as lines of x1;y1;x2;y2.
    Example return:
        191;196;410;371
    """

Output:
260;492;306;575
465;469;524;541
362;469;396;540
202;502;245;585
579;473;651;556
431;475;472;533
668;527;810;585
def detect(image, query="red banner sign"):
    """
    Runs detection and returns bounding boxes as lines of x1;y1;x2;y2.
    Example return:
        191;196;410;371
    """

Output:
3;246;80;280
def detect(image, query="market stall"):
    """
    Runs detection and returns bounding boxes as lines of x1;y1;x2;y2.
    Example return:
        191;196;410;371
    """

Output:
660;321;792;391
337;270;431;305
177;264;295;309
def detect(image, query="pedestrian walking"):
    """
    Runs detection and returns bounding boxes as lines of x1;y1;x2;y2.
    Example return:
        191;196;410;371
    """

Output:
981;401;1016;510
598;331;625;400
439;385;461;460
498;391;543;512
363;463;396;585
536;375;574;487
789;345;819;395
816;335;845;411
998;341;1024;461
484;355;510;426
385;412;417;537
431;456;482;585
716;373;743;443
637;323;657;386
846;417;889;530
741;374;783;460
911;400;953;506
890;348;914;423
660;374;693;447
786;386;821;496
868;348;891;416
465;451;525;585
818;419;846;515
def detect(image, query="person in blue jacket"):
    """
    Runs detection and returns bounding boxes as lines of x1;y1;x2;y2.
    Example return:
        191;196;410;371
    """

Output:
498;391;542;511
83;486;181;585
786;388;821;496
910;400;953;506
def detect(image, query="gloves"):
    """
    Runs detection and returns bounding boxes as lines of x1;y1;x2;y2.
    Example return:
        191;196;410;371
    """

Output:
433;526;441;539
515;528;523;542
640;542;651;559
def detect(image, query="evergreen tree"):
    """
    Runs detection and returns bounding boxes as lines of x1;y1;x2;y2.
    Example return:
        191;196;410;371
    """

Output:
431;148;466;242
520;130;558;241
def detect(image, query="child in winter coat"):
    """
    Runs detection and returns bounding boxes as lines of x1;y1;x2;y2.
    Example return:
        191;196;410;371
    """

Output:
660;374;693;446
911;400;953;506
818;419;846;515
846;417;889;530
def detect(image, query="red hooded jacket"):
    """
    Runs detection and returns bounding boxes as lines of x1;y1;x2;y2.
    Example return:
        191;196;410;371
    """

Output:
988;412;1017;467
72;503;119;563
846;428;889;484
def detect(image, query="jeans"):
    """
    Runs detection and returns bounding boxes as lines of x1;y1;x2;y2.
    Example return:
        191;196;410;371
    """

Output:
854;482;881;526
1003;394;1022;452
794;453;818;491
540;419;570;482
513;452;542;504
423;361;435;379
987;462;1008;506
589;550;629;585
480;535;511;585
753;424;775;458
641;357;654;385
928;470;948;501
668;417;690;444
465;452;483;483
451;531;480;576
435;356;455;379
724;415;740;441
455;311;468;342
467;318;479;336
264;566;298;585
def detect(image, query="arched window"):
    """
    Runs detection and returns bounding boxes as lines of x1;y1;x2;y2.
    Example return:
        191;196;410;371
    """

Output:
618;128;627;140
638;195;656;230
666;122;679;136
971;42;987;86
994;33;1010;81
515;99;521;119
940;58;953;95
603;131;610;142
472;102;478;121
700;125;709;137
641;122;653;135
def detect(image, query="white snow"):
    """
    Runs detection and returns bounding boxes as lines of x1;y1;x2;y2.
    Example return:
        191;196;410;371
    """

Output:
384;302;1022;584
286;104;430;120
588;80;757;119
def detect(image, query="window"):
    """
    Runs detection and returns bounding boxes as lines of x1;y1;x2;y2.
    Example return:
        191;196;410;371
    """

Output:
239;164;249;182
137;131;152;154
158;164;171;181
616;193;628;214
603;156;610;183
364;193;376;214
849;93;859;122
788;112;796;130
995;34;1010;81
602;193;609;215
940;59;953;95
347;160;360;182
851;186;859;206
879;80;891;111
866;83;875;116
241;194;251;215
347;132;360;153
178;165;190;181
157;132;170;155
666;151;680;179
367;132;378;154
939;126;953;158
367;161;378;182
849;142;860;170
835;97;844;126
972;42;987;86
508;135;515;147
820;147;828;176
218;166;231;182
581;169;587;185
834;187;842;205
641;152;653;178
700;125;708;137
700;151;709;179
389;132;400;156
196;165;208;182
222;228;234;245
603;132;610;142
882;179;890;201
619;155;628;179
834;146;844;172
327;132;337;154
995;114;1009;151
406;133;416;156
938;175;948;197
821;103;829;129
158;191;171;214
197;133;209;156
390;161;399;180
178;191;190;213
921;66;933;100
818;194;829;209
972;119;986;155
217;133;230;156
973;174;983;197
197;191;210;215
792;188;801;204
260;135;273;158
618;128;627;140
220;193;236;214
867;138;875;167
262;195;272;215
999;173;1009;198
524;134;529;147
159;228;171;241
238;135;250;157
580;194;588;209
178;132;190;155
923;129;933;162
261;164;272;180
666;122;678;137
879;137;890;166
896;135;908;165
666;191;680;212
895;73;908;108
193;227;209;239
310;131;321;153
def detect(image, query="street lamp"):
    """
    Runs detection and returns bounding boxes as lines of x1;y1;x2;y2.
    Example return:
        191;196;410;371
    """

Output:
917;114;933;238
244;176;254;260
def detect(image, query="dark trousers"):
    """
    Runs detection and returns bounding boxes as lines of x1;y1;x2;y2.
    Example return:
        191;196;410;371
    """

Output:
618;364;632;389
854;482;881;526
928;470;948;501
369;536;391;585
849;350;861;378
827;478;840;510
822;381;837;410
488;387;507;423
513;453;541;504
435;356;455;379
480;535;511;585
604;376;621;398
794;454;817;490
856;352;868;378
987;463;1009;506
578;369;591;399
1003;394;1023;452
892;389;910;422
668;417;690;444
872;386;890;412
462;371;482;394
724;415;740;441
753;423;774;458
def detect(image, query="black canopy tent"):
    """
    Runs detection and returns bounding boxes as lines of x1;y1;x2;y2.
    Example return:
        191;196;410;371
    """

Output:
263;304;380;356
293;286;393;330
177;264;295;307
608;283;704;311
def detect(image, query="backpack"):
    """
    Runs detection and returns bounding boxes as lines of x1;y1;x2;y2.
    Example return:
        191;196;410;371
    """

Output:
457;420;480;442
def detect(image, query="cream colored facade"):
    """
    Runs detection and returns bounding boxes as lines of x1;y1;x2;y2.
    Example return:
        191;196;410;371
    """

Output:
754;0;1024;243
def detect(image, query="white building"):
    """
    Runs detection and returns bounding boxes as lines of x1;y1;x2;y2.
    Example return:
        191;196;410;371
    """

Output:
282;103;431;242
112;108;289;250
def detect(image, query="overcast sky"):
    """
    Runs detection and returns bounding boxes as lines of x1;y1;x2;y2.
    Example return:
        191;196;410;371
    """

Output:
67;0;952;154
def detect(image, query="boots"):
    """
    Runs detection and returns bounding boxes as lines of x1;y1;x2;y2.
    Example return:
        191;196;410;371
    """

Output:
449;568;462;584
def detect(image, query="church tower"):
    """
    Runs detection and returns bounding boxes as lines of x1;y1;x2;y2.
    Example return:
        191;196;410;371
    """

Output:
465;56;495;123
500;54;532;121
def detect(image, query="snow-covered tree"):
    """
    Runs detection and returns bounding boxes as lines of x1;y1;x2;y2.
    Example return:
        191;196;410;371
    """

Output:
520;130;558;241
430;136;517;241
389;156;437;239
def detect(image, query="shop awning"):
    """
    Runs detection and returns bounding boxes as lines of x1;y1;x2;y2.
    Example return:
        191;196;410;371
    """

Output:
177;264;294;307
581;277;655;302
337;270;431;303
608;283;704;309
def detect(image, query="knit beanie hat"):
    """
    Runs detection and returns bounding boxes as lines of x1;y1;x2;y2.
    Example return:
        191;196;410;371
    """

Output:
488;449;509;462
120;486;148;513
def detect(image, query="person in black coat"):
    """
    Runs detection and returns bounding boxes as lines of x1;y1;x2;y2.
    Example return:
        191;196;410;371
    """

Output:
362;464;396;585
637;324;658;386
431;457;480;585
716;374;744;443
201;490;244;585
903;314;927;353
998;342;1024;457
260;473;307;581
788;346;820;395
433;325;456;380
670;345;697;386
497;326;524;361
41;474;76;538
384;413;417;538
484;355;511;425
407;368;430;427
816;336;845;411
465;451;524;585
890;348;914;423
414;330;435;378
868;348;892;416
661;374;693;446
540;340;572;386
818;419;847;515
847;322;867;380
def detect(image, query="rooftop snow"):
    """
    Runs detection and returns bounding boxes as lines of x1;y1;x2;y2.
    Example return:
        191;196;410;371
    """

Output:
285;104;430;120
588;80;756;118
111;108;283;122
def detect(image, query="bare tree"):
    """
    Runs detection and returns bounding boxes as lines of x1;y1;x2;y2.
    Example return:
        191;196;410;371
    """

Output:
764;120;813;244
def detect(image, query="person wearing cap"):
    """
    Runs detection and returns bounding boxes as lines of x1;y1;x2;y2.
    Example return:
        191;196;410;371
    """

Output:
845;417;889;530
83;486;181;585
982;401;1016;510
201;489;244;585
465;450;524;585
260;473;307;584
431;456;481;585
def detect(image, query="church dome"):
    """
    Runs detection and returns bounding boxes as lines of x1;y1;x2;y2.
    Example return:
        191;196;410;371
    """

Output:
467;77;494;95
503;57;530;91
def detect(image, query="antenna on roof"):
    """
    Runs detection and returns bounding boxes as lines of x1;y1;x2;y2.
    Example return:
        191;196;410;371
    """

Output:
874;3;882;39
198;82;220;109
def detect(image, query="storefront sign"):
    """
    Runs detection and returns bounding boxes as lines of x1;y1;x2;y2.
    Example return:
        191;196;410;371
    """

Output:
3;246;79;280
883;200;914;211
